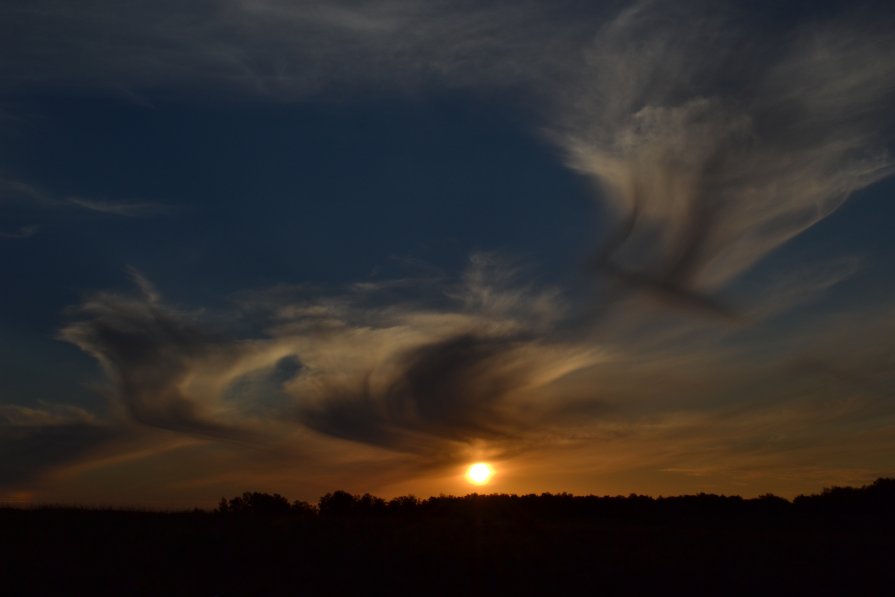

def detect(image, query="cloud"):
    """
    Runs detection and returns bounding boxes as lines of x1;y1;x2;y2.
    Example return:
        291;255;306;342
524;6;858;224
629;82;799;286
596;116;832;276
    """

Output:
39;254;895;499
504;299;895;496
298;332;591;459
3;2;891;313
1;175;175;218
66;197;177;217
741;256;863;321
3;1;894;499
0;404;113;486
58;271;251;439
552;1;895;311
0;176;49;205
0;224;38;239
57;260;601;466
0;0;569;96
272;253;602;460
0;403;97;427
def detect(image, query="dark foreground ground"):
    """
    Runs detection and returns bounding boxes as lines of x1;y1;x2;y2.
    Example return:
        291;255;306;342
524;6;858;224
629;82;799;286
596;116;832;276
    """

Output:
2;479;894;595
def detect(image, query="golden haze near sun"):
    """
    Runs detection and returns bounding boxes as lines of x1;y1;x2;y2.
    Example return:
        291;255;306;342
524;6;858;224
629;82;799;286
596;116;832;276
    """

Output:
465;462;495;486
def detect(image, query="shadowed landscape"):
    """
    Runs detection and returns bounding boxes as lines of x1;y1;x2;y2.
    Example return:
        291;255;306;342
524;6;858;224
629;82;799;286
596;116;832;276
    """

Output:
3;479;894;595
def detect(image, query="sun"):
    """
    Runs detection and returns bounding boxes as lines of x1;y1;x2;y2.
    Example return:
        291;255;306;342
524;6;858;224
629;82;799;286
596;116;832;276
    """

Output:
465;462;495;486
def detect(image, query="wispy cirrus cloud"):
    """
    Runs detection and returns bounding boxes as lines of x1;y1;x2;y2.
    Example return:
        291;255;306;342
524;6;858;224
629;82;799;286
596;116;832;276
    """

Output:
5;1;891;313
0;176;48;204
1;1;894;502
0;174;176;222
31;260;892;499
0;236;887;499
0;0;575;96
0;224;38;239
66;197;178;217
552;2;895;313
51;260;601;464
57;276;252;439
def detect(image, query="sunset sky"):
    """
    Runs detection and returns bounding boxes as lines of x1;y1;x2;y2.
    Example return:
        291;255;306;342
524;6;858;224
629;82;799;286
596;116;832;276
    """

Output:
2;0;894;507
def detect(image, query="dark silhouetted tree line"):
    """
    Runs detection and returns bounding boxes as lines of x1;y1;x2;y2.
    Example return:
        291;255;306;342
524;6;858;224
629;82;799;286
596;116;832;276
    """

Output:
210;478;895;526
2;479;894;595
216;491;315;518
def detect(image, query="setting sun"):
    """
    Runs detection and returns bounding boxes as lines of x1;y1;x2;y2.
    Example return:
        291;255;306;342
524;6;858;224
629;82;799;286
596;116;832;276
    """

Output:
465;462;495;485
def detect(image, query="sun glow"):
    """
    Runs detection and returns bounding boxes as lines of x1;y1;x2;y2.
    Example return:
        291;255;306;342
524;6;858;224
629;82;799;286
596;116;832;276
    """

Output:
465;462;495;486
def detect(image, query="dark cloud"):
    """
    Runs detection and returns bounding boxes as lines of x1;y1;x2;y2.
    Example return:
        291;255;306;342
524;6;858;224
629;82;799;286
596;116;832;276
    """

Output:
276;257;597;462
55;261;591;466
301;333;529;454
58;279;246;439
0;425;111;486
0;406;114;486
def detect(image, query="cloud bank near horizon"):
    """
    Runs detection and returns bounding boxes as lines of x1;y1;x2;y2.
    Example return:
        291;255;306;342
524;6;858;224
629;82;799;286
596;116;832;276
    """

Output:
3;251;885;502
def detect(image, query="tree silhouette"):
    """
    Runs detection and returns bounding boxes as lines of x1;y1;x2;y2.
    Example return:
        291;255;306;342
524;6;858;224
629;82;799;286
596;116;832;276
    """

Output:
216;491;294;515
318;490;358;517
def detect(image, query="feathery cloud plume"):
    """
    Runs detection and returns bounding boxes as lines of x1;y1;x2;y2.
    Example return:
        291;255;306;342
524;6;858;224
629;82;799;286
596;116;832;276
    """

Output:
552;1;895;310
58;273;250;439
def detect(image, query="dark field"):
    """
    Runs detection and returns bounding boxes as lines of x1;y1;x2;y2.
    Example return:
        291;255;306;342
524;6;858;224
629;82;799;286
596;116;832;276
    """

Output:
3;479;894;595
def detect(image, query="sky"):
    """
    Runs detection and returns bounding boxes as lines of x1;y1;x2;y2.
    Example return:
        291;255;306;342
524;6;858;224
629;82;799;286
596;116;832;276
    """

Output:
1;0;894;507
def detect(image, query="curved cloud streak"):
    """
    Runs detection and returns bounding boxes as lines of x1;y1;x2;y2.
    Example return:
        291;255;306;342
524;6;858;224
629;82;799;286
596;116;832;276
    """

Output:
557;3;894;306
55;260;601;464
